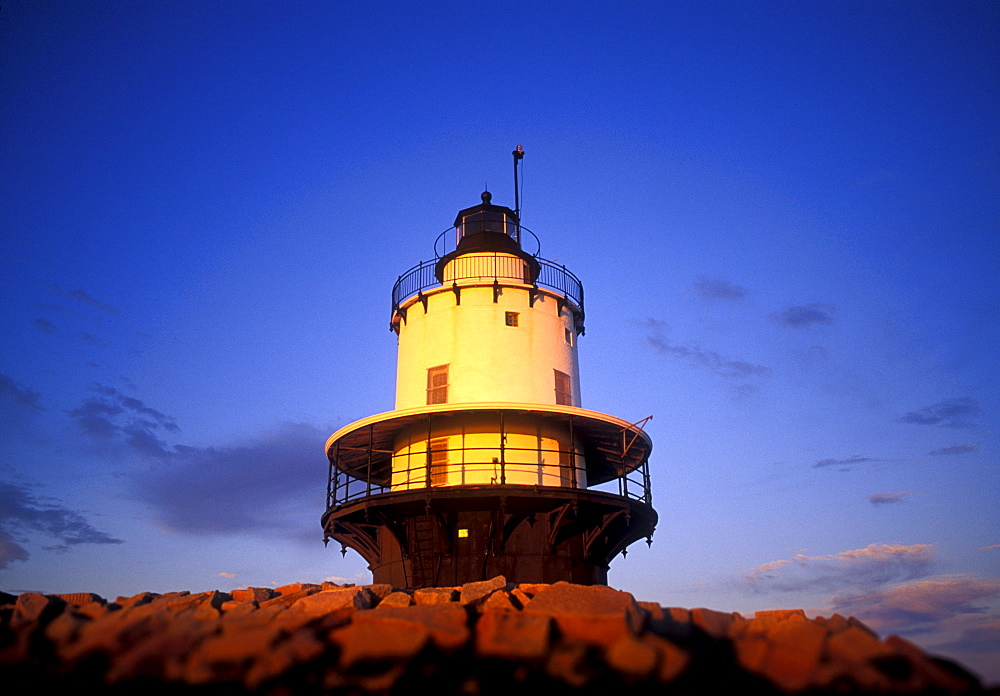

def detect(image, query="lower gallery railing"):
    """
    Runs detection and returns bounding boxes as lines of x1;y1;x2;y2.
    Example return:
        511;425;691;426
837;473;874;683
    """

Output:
326;442;652;510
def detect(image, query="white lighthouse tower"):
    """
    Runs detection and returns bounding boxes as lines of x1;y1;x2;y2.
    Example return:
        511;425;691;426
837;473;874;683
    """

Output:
323;150;656;588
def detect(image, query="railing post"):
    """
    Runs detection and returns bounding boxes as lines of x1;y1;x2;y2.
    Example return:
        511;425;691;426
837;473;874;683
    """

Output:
499;411;506;485
366;424;373;500
426;412;433;488
568;414;577;488
328;443;338;507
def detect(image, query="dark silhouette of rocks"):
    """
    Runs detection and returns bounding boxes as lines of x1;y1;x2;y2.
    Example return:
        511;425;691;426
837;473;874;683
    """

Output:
0;578;991;694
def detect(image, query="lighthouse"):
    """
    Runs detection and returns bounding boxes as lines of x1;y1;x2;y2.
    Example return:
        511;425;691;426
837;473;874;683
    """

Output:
322;151;656;588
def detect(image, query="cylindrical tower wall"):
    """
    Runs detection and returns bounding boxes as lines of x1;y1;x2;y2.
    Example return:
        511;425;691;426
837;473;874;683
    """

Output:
389;411;587;490
395;259;581;409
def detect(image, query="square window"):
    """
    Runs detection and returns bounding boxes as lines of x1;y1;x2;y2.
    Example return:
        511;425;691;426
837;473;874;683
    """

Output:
505;311;519;327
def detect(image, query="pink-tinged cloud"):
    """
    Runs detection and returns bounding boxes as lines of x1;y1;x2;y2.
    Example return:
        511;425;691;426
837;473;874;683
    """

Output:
743;543;934;593
830;576;1000;634
980;545;1000;552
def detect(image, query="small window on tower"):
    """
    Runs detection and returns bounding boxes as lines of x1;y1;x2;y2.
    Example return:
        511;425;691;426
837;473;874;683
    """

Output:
505;311;519;327
565;329;573;345
427;365;449;405
554;369;572;406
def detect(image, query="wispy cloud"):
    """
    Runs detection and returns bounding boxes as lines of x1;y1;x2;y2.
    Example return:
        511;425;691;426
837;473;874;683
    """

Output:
691;276;748;302
643;319;770;380
830;576;1000;635
930;618;1000;656
929;444;978;456
50;284;120;315
134;421;327;543
0;482;123;569
897;398;981;429
770;302;835;328
814;454;881;470
743;543;934;594
980;545;1000;552
867;491;913;506
33;318;58;335
0;373;43;412
68;385;179;455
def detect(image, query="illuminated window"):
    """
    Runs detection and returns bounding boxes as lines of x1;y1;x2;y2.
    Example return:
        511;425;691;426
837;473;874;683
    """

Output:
457;528;469;538
554;369;572;405
427;365;448;404
505;311;519;327
429;437;448;486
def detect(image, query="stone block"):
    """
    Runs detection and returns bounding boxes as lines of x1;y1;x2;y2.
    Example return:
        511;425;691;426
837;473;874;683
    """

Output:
825;624;891;665
260;585;322;608
642;632;690;683
544;640;594;688
689;607;738;638
243;629;326;689
104;631;192;682
525;582;644;647
815;612;851;634
285;587;372;615
509;587;532;608
184;624;279;684
115;591;159;608
759;617;827;692
516;583;549;597
55;592;105;606
733;633;770;672
12;592;65;630
273;583;320;596
481;590;519;612
475;609;551;660
883;635;979;693
365;583;395;599
231;587;275;602
460;575;508;607
44;609;87;647
377;591;413;607
413;587;457;605
333;616;429;668
749;608;806;634
356;604;470;652
605;633;658;680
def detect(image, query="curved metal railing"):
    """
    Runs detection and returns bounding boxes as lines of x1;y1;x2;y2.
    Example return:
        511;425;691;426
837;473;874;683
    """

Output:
391;253;585;323
325;440;652;511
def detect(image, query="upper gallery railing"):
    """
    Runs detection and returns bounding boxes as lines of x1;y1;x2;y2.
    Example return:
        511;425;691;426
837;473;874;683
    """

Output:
391;227;584;323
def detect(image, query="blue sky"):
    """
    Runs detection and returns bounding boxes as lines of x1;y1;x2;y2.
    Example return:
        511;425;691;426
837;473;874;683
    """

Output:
1;0;998;682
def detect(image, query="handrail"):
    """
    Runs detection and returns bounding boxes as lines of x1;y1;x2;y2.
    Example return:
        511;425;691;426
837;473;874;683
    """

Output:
392;254;585;323
325;442;652;510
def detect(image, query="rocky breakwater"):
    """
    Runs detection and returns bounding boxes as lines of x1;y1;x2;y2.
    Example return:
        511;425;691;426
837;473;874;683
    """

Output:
0;577;990;694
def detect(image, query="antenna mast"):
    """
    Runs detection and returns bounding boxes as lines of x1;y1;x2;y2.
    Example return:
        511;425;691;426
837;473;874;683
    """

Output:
512;144;524;243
